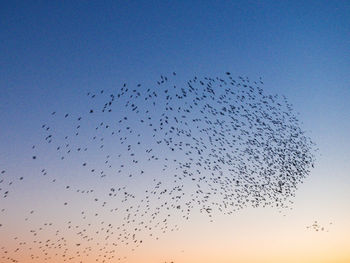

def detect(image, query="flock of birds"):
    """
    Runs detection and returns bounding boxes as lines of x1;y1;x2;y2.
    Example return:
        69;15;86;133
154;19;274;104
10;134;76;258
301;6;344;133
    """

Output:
0;72;317;262
306;221;332;232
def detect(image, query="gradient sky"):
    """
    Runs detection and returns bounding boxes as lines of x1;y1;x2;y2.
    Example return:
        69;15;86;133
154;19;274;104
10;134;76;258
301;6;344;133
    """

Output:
1;1;350;262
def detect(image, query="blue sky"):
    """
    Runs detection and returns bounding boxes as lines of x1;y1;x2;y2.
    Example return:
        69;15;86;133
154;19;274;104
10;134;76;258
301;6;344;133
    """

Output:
1;0;349;177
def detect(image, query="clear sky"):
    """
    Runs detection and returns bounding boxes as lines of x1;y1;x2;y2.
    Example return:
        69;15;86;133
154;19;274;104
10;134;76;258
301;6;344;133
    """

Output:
1;1;350;262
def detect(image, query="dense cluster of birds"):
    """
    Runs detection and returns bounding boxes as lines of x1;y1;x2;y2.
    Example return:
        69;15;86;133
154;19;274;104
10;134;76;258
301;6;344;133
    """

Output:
0;72;316;262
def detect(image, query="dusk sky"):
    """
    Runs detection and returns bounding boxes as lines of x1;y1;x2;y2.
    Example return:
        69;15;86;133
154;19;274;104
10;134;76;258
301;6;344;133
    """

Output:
1;1;350;263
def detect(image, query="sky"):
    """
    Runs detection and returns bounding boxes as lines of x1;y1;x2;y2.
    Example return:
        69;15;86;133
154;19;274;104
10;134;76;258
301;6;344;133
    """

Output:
1;1;350;262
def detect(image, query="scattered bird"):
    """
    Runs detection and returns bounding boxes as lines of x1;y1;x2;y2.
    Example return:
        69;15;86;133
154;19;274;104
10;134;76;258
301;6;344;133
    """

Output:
306;221;332;232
